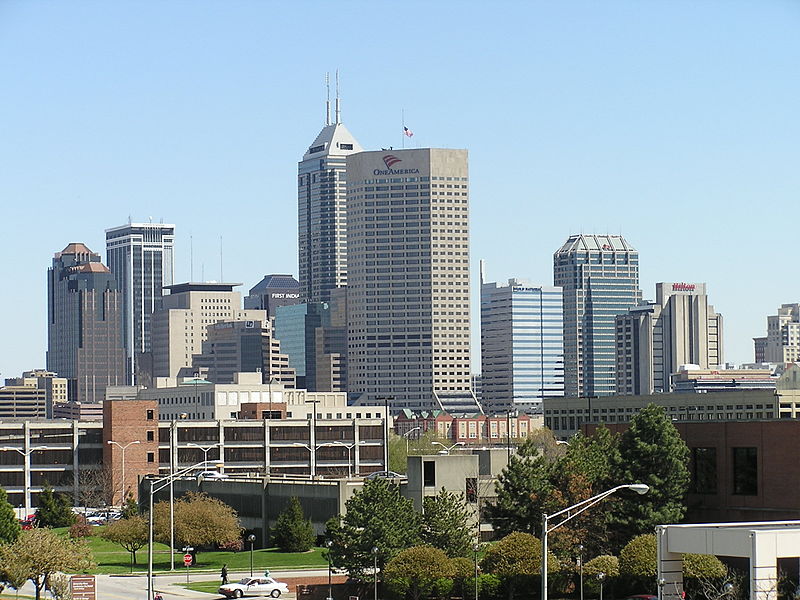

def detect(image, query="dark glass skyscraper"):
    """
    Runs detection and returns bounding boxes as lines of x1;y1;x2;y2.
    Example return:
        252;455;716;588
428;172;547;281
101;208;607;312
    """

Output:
106;222;175;384
553;234;641;397
47;243;126;403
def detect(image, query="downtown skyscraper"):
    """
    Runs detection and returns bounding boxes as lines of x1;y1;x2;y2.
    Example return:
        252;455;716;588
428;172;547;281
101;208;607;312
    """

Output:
346;148;478;412
47;243;126;403
106;221;175;384
297;80;362;303
554;234;641;397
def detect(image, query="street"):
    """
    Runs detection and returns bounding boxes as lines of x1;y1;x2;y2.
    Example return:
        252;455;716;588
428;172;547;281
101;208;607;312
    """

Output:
16;568;330;600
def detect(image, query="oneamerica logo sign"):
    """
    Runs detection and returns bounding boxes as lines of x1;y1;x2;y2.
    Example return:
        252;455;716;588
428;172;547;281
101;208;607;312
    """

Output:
373;154;420;176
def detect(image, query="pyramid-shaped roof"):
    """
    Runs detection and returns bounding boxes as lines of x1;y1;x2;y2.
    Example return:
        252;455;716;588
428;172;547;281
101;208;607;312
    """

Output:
301;122;363;161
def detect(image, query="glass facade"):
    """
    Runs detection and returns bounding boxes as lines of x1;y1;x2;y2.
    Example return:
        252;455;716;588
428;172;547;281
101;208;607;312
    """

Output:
481;280;564;412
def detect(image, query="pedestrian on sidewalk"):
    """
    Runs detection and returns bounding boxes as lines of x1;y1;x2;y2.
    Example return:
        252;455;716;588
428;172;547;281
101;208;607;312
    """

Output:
221;564;229;585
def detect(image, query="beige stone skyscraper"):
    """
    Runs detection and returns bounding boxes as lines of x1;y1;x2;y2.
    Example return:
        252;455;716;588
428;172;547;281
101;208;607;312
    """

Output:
346;148;477;412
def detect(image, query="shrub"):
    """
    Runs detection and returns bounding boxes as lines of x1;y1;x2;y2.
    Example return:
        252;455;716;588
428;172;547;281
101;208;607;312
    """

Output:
683;553;727;579
219;538;244;552
584;555;619;578
619;534;656;577
69;521;92;539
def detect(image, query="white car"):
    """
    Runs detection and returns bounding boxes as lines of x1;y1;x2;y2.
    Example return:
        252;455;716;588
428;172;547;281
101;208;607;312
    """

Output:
218;577;289;599
196;470;229;480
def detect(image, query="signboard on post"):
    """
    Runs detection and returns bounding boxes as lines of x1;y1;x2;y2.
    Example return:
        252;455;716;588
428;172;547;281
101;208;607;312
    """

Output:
184;553;192;566
70;575;96;600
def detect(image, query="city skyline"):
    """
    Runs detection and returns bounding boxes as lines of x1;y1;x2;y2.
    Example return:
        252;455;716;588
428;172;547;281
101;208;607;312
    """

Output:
2;1;799;377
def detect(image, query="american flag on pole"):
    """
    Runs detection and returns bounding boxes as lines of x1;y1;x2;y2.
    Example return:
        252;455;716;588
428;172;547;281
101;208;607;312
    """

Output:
403;126;414;137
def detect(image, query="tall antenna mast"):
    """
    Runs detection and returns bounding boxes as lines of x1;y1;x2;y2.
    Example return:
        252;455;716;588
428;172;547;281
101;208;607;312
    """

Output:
325;72;331;126
219;235;223;281
335;69;341;124
190;235;194;282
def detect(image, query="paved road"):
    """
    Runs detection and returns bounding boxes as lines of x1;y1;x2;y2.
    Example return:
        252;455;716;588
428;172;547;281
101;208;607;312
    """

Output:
17;568;327;600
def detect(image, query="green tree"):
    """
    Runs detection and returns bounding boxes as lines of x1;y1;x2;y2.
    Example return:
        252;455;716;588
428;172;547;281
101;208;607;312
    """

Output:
0;486;21;544
326;478;421;581
101;514;149;565
683;553;726;579
584;554;620;578
120;491;139;519
272;497;314;552
153;491;241;560
0;528;94;600
485;440;554;538
421;489;473;558
384;546;456;600
619;534;657;578
480;532;555;600
609;405;690;548
34;485;76;528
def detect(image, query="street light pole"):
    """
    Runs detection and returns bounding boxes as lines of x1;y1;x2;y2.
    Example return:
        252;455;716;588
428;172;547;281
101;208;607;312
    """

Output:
473;543;480;600
325;540;333;600
1;446;51;518
541;483;649;600
107;440;141;506
248;534;256;577
431;441;465;454
403;427;421;455
147;459;223;600
375;396;393;472
372;546;379;600
578;544;584;600
187;442;218;465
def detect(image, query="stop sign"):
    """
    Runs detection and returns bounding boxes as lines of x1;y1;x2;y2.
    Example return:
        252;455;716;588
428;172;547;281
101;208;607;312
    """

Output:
183;554;192;566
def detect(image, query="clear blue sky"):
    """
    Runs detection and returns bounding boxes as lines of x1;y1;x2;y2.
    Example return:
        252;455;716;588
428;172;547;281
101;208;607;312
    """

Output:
1;0;799;378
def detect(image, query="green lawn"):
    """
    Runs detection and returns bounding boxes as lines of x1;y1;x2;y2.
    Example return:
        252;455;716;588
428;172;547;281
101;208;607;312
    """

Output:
181;581;226;595
58;527;328;574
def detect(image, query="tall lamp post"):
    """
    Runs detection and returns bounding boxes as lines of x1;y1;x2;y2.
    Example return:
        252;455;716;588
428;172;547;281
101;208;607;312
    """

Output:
473;543;480;600
372;546;379;600
577;544;584;600
431;441;465;454
402;427;421;455
541;483;649;600
187;443;219;465
375;396;393;472
147;459;223;600
330;441;367;478
0;445;51;518
107;440;140;506
247;534;256;576
325;540;334;600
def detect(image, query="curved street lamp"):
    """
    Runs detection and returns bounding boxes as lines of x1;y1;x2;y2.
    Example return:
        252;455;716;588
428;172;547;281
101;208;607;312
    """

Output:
431;441;465;455
541;483;649;600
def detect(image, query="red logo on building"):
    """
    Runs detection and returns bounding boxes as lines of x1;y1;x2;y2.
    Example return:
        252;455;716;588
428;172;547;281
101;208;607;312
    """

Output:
383;155;402;169
672;282;696;292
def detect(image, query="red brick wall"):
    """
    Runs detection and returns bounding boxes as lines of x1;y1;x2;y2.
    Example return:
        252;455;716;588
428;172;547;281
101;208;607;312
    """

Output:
103;399;160;504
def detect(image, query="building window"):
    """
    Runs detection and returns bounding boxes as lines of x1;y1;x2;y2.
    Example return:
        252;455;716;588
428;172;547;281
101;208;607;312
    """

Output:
732;447;757;496
691;447;717;494
465;477;477;503
146;430;155;442
423;461;435;487
147;452;155;463
146;410;154;421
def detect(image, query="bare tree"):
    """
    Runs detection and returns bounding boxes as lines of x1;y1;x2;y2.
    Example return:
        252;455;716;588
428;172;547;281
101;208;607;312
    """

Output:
77;466;116;510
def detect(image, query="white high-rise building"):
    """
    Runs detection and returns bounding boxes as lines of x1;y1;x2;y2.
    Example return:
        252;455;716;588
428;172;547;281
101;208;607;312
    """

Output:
615;282;724;395
106;222;175;384
480;276;564;413
346;148;478;412
297;77;362;303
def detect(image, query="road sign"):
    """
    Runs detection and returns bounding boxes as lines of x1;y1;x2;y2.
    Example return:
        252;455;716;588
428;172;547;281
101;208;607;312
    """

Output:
184;553;192;566
70;575;96;600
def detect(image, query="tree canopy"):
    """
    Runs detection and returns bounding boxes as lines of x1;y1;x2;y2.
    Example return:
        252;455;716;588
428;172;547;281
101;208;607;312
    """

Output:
102;514;149;564
326;478;421;580
421;488;474;558
384;546;456;600
608;404;690;548
34;485;76;529
0;528;94;600
0;487;21;544
153;491;241;554
272;497;315;552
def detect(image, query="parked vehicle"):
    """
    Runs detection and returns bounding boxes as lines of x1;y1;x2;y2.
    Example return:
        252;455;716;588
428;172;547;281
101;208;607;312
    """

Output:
196;470;229;480
218;577;289;598
365;470;406;480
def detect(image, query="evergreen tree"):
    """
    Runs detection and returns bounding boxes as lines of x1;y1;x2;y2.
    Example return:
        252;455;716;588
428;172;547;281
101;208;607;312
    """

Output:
485;440;555;538
608;404;690;549
272;497;314;552
421;488;473;558
120;491;139;519
34;485;76;528
0;486;21;544
326;478;421;581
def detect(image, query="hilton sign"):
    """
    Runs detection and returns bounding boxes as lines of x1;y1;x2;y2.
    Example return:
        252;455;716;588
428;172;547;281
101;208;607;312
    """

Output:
672;283;696;292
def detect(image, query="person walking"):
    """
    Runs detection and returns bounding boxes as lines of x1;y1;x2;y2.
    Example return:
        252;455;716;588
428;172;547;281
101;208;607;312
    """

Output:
221;564;229;585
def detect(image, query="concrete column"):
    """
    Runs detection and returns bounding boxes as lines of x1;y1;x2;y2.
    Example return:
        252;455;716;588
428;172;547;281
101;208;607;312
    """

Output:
72;421;80;503
353;419;360;476
656;526;684;600
750;532;778;600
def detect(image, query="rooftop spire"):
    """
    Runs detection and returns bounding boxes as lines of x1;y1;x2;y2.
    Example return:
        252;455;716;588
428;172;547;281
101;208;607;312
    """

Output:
325;72;331;126
335;69;341;124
